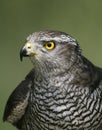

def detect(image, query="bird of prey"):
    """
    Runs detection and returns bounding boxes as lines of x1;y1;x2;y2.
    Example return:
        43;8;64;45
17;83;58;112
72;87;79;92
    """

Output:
3;30;102;130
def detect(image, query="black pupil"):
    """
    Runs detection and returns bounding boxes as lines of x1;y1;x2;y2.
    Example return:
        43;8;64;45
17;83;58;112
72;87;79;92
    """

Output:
47;43;52;47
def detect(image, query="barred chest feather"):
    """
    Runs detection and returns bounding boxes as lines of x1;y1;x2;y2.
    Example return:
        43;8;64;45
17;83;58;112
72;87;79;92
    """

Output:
20;74;102;130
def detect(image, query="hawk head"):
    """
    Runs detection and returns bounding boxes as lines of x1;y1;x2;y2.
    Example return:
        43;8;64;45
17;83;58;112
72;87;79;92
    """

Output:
20;30;81;71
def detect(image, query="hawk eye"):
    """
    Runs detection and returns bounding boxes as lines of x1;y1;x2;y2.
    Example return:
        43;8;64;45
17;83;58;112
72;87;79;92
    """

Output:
44;41;55;50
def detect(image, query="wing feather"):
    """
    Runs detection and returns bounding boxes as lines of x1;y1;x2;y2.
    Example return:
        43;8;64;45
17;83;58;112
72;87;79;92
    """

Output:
3;69;34;124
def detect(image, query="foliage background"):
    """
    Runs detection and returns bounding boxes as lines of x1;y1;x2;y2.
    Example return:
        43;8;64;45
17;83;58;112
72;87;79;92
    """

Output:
0;0;102;130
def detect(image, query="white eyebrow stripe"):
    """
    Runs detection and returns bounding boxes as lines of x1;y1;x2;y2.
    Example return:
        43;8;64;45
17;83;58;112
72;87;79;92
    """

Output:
27;33;78;46
39;35;77;46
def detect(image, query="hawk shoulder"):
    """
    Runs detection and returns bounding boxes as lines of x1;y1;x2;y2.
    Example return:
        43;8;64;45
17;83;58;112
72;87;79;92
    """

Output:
3;69;34;124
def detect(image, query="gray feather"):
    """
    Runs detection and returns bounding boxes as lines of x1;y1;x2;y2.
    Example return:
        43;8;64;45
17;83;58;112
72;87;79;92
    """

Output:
3;30;102;130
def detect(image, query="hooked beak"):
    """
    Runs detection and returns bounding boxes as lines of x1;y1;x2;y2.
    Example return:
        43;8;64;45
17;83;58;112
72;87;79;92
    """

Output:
20;42;34;61
20;47;29;61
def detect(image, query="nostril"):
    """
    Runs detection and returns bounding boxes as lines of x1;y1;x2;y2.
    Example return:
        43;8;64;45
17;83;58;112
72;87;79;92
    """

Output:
28;46;31;49
26;42;31;49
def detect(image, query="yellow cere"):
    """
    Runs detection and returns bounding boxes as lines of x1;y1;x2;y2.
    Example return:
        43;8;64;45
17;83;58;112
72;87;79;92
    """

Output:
25;42;32;49
45;42;55;50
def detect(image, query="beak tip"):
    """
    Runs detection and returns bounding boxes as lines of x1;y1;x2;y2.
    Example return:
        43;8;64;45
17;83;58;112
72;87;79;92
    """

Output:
20;54;23;61
20;49;23;61
20;48;26;61
20;47;29;61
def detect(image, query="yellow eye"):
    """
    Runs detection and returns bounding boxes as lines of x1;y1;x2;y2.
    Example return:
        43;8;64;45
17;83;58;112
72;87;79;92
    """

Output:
45;42;55;50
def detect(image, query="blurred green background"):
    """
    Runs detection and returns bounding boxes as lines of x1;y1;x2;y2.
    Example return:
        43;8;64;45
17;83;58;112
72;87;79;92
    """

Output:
0;0;102;130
